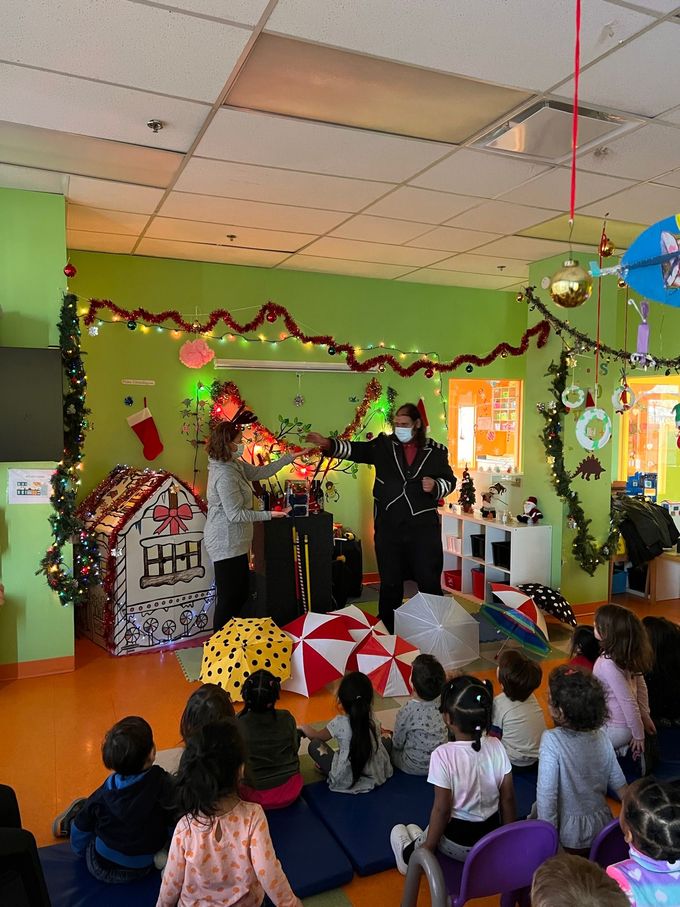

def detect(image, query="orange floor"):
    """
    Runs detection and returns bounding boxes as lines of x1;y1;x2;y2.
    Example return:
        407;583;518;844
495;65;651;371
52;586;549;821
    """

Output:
1;592;678;906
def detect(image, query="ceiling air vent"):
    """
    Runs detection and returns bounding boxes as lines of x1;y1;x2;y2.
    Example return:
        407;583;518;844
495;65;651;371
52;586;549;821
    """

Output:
473;100;637;162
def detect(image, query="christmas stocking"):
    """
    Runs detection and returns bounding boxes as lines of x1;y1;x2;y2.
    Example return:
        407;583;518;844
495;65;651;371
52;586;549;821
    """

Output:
127;404;164;460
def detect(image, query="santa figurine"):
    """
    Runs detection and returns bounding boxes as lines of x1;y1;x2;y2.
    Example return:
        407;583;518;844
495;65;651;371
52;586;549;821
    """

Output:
517;496;543;524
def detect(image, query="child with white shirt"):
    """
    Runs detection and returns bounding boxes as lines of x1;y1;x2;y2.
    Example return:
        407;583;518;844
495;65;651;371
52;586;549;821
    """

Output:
492;649;546;772
390;654;448;775
390;675;515;872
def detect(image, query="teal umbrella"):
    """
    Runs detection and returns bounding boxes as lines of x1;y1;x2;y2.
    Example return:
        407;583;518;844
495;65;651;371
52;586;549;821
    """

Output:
479;600;550;657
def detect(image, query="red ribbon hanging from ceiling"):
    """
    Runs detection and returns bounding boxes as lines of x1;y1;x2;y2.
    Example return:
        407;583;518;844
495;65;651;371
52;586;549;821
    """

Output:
569;0;582;221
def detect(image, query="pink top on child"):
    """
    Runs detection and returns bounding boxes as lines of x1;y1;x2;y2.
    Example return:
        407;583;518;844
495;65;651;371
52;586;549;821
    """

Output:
156;799;301;907
593;655;650;743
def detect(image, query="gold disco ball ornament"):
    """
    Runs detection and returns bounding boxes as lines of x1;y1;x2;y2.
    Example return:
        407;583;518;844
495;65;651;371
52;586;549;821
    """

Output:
549;259;593;309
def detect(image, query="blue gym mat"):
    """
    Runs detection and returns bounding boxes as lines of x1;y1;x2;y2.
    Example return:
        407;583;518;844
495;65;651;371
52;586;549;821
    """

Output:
39;798;353;905
302;770;433;876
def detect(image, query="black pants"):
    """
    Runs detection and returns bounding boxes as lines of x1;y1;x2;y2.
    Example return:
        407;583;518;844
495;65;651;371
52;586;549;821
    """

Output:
375;514;442;632
213;553;250;631
0;785;51;907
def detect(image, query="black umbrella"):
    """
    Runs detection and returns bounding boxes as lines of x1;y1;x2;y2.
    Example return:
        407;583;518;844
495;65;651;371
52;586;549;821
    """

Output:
517;583;577;628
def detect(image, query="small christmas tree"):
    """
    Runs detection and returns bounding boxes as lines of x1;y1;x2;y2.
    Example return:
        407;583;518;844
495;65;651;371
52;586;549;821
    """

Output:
458;466;476;513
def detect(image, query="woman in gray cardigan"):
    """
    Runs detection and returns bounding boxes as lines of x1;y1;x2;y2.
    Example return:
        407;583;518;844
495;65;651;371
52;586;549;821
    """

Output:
205;419;295;631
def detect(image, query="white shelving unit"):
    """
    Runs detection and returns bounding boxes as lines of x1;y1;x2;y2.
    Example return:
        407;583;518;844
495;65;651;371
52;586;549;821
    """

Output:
440;508;552;605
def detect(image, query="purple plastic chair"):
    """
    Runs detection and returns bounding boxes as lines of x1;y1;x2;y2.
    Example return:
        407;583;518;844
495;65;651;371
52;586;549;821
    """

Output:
589;818;629;869
400;819;559;907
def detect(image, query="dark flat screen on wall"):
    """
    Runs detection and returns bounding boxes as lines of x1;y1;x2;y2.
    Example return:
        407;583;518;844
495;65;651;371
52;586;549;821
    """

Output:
0;347;64;462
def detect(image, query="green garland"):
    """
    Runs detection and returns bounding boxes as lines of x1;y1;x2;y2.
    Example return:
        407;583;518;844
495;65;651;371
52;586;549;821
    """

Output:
540;351;620;576
38;293;99;605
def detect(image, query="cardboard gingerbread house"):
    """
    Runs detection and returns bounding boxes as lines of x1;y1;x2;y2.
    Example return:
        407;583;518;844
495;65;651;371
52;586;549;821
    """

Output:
77;465;214;655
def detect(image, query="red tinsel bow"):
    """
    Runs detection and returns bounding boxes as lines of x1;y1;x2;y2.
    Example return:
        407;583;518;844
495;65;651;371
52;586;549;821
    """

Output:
153;503;192;535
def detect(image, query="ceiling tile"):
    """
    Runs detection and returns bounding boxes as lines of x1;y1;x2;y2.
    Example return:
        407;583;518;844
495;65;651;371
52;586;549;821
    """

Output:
159;192;347;233
299;237;447;267
1;0;251;102
412;149;549;198
471;235;571;260
578;182;680;225
612;1;680;11
0;63;209;152
67;229;137;254
197;107;453;181
146;216;315;252
174;158;392;210
578;123;680;181
396;269;516;289
500;167;635;208
657;104;680;127
0;122;182;188
432;254;530;279
364;187;483;224
0;162;67;194
157;1;271;26
225;34;530;144
68;177;164;214
67;205;149;236
445;200;558;233
278;255;413;280
653;169;680;189
405;226;501;253
563;22;680;117
135;238;289;267
329;215;432;244
266;0;652;92
519;213;643;248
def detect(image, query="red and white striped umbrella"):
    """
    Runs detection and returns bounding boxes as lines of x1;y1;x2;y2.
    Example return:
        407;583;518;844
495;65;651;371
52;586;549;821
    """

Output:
489;583;549;639
351;631;419;698
281;612;357;697
329;604;388;644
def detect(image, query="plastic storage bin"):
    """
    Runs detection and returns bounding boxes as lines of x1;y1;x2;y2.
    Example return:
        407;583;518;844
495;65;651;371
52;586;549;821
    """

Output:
443;569;462;591
470;534;485;559
471;567;485;600
491;541;511;570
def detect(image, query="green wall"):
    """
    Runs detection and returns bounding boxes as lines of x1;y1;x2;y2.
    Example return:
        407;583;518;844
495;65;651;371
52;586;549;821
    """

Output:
70;251;527;573
0;188;74;668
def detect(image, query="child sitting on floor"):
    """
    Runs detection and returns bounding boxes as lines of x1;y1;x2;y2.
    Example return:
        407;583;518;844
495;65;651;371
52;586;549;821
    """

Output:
491;649;546;772
154;683;235;774
69;716;175;883
568;625;600;672
537;665;627;854
238;669;303;809
390;654;447;775
300;671;393;794
606;777;680;906
157;719;301;907
390;674;515;873
532;854;629;907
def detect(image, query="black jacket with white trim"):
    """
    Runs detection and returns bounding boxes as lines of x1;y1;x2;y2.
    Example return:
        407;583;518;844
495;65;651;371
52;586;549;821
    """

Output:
328;433;456;522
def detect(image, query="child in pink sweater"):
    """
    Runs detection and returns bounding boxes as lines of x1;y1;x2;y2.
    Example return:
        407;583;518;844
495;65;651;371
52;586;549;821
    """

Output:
593;605;655;759
156;719;300;907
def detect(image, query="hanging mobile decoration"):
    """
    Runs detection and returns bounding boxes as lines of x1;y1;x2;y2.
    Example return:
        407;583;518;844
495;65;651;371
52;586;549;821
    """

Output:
548;0;592;310
612;374;636;414
575;407;612;451
628;298;654;369
293;372;305;408
561;355;584;410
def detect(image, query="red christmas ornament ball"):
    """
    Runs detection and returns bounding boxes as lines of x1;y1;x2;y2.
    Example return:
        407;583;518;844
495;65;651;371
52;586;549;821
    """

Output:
266;311;277;323
64;262;77;278
366;432;374;440
424;367;434;379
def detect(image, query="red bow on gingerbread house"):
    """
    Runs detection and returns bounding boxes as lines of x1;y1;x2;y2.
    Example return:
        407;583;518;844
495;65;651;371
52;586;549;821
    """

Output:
153;503;192;535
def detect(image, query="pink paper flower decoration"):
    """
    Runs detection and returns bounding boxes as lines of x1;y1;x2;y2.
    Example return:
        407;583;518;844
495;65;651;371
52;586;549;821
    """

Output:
179;338;215;369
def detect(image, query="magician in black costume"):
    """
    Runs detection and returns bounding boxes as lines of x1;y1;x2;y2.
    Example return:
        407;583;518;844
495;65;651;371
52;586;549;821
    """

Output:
307;402;456;632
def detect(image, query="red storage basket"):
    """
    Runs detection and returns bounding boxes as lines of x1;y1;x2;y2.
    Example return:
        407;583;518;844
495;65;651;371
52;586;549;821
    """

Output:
471;567;485;600
443;569;462;591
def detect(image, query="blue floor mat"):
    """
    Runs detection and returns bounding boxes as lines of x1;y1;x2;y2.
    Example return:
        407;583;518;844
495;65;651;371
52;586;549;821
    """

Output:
39;845;160;907
302;770;433;876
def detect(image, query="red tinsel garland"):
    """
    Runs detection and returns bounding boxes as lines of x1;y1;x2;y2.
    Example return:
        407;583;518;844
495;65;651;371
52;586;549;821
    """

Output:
84;299;551;377
211;377;382;453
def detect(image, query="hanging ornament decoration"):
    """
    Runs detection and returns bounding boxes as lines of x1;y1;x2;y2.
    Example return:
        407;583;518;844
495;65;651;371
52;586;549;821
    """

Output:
628;298;653;369
612;380;636;414
599;233;616;259
88;325;99;337
64;262;77;279
549;258;593;308
561;384;585;410
293;372;305;408
575;407;612;451
179;337;215;369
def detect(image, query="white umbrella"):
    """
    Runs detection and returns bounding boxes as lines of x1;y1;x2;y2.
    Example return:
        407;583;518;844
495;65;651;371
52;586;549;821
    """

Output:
394;592;480;671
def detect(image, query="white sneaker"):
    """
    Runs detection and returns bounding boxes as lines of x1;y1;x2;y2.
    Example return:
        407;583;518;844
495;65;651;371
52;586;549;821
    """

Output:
390;824;413;875
406;823;423;842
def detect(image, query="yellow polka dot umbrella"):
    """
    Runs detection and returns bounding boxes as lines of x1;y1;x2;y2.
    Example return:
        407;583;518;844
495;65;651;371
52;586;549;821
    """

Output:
199;617;292;701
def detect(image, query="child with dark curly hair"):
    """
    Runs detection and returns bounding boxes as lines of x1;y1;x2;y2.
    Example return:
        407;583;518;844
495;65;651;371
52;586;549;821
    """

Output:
537;665;627;854
568;625;600;672
390;654;448;775
607;777;680;906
